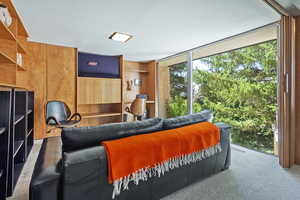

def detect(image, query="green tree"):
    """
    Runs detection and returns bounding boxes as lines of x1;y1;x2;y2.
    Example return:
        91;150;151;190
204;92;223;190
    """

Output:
168;40;277;153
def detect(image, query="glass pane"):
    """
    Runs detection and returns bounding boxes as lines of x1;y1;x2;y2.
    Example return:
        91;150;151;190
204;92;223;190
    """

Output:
192;40;278;154
158;54;188;118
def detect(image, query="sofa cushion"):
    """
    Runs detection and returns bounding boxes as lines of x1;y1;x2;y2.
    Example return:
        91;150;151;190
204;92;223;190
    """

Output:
163;110;213;130
61;118;164;152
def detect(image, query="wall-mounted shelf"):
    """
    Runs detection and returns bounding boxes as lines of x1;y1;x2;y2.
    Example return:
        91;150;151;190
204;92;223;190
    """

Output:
146;100;155;104
82;112;122;119
0;127;5;135
0;0;29;86
17;41;26;54
125;100;155;104
127;69;149;73
0;52;16;65
17;64;26;71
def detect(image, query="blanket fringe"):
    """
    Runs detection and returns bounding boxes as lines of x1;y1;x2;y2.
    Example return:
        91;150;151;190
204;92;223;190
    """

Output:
111;143;222;199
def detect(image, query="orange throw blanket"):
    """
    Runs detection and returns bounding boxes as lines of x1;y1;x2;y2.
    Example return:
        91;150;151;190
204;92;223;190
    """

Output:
102;122;221;198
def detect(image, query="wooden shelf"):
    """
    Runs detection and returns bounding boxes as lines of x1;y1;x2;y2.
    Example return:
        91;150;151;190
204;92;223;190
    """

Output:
81;112;122;119
17;64;26;71
17;41;26;54
0;127;6;135
13;140;24;157
127;69;149;73
2;0;29;38
14;114;24;125
125;100;155;104
0;20;16;41
0;51;16;65
146;100;155;103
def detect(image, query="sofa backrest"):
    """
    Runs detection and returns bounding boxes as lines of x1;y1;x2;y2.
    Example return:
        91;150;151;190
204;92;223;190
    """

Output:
61;117;164;152
163;110;213;130
61;110;213;152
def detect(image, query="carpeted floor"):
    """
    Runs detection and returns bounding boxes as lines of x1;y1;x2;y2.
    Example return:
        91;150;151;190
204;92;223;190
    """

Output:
162;145;300;200
7;143;300;200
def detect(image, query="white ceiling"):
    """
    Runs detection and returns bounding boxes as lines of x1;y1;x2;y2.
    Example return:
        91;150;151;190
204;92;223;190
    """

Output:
13;0;280;62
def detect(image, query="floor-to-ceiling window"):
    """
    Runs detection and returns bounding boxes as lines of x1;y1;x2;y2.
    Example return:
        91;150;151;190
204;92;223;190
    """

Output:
192;40;278;154
158;54;188;118
158;24;279;154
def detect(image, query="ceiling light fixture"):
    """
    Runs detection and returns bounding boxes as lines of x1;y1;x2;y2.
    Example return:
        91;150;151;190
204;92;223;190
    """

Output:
109;32;132;43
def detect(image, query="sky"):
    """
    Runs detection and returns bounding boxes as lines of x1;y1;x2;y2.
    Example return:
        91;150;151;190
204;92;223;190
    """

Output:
193;59;210;71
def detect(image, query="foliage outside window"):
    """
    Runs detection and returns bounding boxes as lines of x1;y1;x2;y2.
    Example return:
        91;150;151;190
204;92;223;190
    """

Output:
167;40;277;154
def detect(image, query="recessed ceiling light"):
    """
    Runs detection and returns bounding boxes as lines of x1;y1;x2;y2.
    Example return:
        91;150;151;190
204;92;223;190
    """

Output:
109;32;132;43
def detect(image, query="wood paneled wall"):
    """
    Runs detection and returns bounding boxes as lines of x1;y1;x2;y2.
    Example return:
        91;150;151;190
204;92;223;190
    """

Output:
15;42;76;139
157;65;170;118
77;77;121;105
16;42;47;139
46;45;77;113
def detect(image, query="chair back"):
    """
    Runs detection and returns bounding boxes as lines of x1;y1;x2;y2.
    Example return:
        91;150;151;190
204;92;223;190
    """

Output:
46;101;71;124
130;98;146;116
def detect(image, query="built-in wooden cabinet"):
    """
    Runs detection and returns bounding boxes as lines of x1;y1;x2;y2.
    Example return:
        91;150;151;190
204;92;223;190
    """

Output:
78;77;121;104
0;0;29;86
123;60;157;120
77;54;124;126
77;77;123;126
76;58;158;126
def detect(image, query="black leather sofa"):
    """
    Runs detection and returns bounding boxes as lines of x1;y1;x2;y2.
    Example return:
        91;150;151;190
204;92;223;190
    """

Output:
30;113;231;200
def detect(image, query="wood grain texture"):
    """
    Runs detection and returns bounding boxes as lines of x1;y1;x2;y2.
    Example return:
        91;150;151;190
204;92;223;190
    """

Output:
79;116;122;127
0;63;16;85
46;44;76;113
157;65;170;118
278;16;294;168
23;42;47;139
294;16;300;165
0;39;17;64
0;0;29;86
1;0;29;37
16;38;29;87
78;77;121;104
77;103;122;126
144;61;157;117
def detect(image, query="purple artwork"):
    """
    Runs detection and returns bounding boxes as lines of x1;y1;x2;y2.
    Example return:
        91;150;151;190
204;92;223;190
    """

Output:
78;52;120;78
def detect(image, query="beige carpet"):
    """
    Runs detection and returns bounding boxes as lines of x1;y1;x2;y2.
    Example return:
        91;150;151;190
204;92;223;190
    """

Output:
7;142;300;200
7;141;42;200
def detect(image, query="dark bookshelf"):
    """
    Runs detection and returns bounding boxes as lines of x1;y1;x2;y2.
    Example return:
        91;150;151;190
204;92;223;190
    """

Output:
13;141;24;158
14;115;24;125
0;87;34;199
0;128;5;136
0;87;12;200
